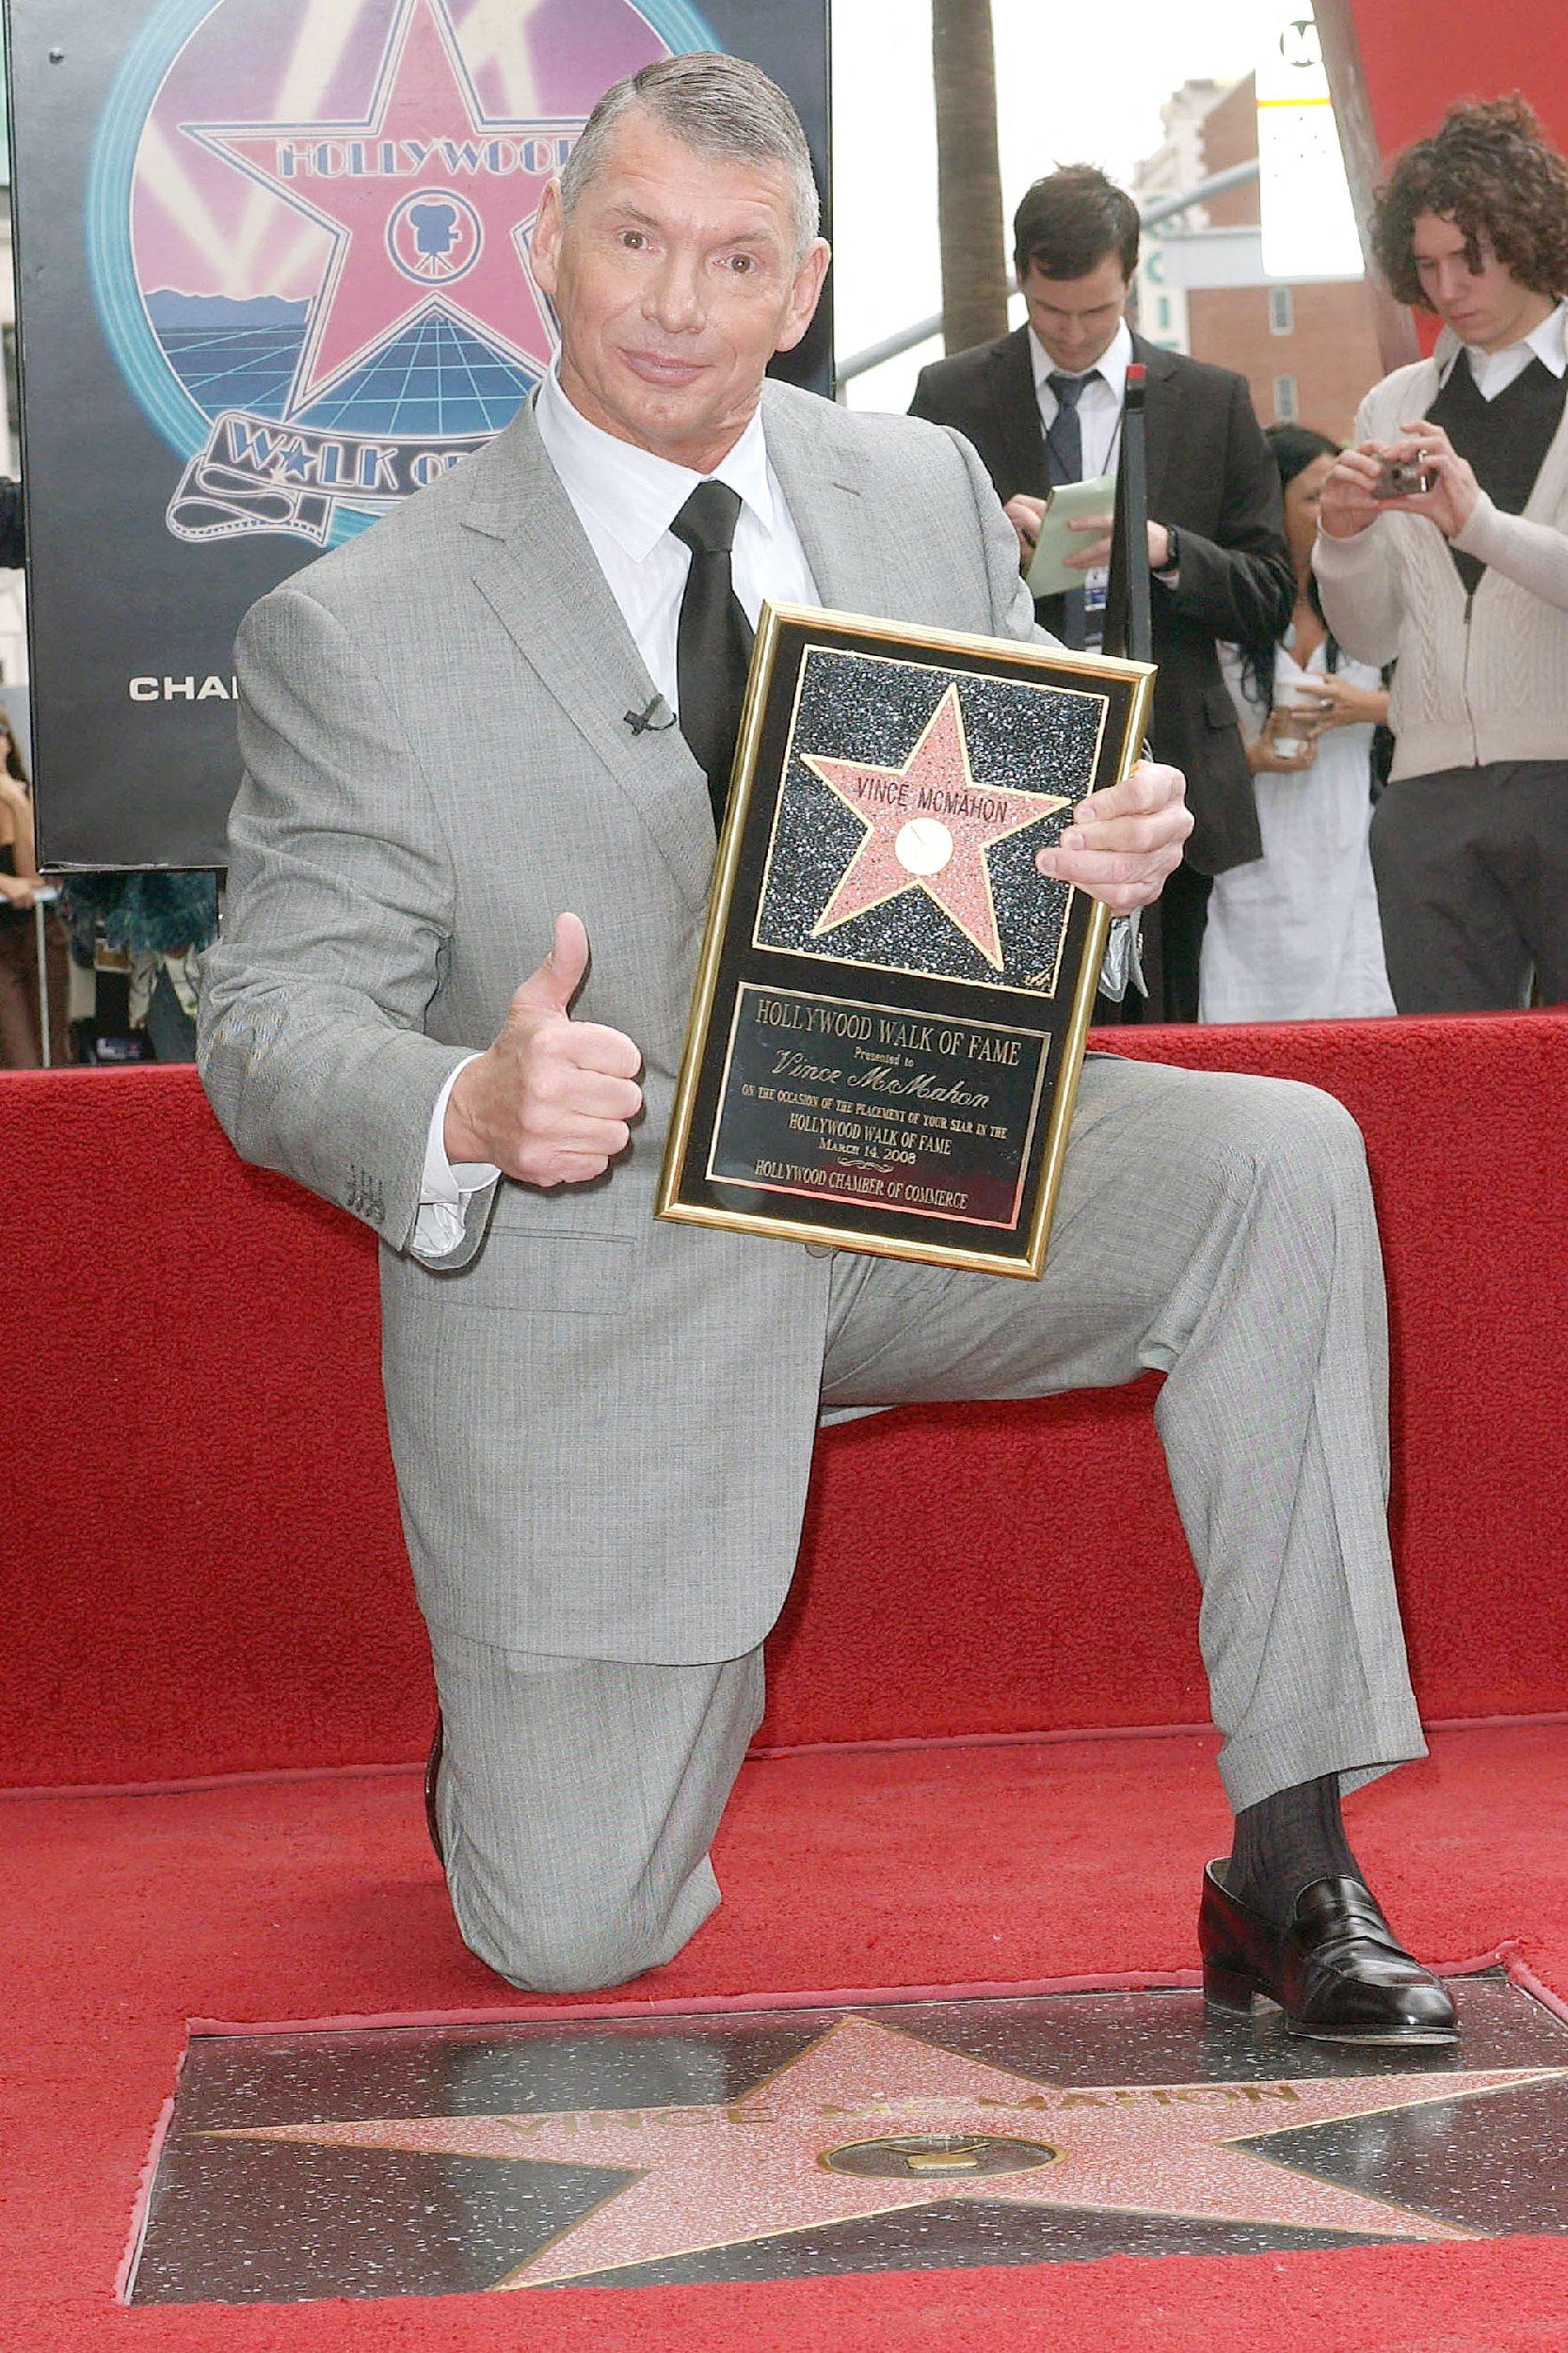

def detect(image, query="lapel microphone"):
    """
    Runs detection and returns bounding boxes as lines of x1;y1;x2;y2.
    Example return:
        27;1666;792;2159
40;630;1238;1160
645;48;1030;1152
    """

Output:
624;694;676;735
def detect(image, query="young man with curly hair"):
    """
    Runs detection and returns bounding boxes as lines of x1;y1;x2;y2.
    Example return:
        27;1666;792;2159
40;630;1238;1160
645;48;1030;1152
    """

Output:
1316;94;1568;1012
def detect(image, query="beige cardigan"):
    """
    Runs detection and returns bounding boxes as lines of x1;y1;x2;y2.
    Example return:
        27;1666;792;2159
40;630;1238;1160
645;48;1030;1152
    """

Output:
1312;329;1568;779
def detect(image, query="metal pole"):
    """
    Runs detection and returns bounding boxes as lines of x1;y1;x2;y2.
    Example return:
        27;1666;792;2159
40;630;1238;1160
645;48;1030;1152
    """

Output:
33;893;49;1068
1135;159;1260;235
1106;364;1153;668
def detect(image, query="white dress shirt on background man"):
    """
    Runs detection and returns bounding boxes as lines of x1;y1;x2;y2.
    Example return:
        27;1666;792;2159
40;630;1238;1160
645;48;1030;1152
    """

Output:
1031;314;1133;479
1443;296;1568;400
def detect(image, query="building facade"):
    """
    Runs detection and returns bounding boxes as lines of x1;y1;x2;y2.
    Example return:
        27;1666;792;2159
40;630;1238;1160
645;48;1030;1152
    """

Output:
1134;74;1384;448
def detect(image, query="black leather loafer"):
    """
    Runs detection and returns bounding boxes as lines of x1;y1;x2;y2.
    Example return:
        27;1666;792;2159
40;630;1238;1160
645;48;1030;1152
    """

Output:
1200;1861;1458;2044
424;1712;445;1869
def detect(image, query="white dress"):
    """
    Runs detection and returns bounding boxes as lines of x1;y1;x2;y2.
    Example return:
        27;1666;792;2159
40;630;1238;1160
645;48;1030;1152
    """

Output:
1199;640;1396;1023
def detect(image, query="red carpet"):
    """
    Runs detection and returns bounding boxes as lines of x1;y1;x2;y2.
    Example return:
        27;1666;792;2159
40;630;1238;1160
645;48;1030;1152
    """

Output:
7;1720;1568;2349
7;1015;1568;2344
7;1012;1568;1789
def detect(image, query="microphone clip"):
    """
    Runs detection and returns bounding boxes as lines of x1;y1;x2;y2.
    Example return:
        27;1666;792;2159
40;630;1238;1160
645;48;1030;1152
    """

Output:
623;694;676;736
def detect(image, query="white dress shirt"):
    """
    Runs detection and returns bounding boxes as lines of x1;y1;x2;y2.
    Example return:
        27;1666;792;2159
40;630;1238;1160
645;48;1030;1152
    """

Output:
1030;315;1134;481
1439;297;1568;401
1025;319;1174;611
416;368;820;1252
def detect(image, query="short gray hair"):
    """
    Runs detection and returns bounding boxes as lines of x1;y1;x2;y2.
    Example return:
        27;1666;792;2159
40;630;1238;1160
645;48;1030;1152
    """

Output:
560;53;821;259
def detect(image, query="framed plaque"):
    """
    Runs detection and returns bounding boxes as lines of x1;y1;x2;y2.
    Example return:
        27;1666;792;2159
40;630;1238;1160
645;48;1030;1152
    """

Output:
657;605;1156;1278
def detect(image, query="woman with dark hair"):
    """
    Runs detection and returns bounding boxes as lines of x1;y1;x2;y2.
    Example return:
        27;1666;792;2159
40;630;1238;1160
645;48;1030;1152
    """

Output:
1200;424;1394;1023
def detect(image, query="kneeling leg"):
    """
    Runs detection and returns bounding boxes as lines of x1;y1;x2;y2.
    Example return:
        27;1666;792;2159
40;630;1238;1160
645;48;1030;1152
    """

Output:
427;1629;763;1993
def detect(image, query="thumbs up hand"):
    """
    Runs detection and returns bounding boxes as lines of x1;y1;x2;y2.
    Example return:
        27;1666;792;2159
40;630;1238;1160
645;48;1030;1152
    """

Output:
443;913;644;1186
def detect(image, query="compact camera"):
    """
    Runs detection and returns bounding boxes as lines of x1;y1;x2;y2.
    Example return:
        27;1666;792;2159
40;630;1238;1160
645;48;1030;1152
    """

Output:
1372;456;1434;500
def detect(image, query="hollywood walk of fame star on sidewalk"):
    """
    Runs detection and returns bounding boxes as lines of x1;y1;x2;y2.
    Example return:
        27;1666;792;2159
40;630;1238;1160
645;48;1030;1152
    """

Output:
214;2012;1565;2290
185;0;573;416
803;685;1070;972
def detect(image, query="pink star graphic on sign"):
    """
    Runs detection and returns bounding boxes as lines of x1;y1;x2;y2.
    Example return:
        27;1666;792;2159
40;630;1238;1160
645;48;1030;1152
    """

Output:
216;2014;1558;2288
804;686;1068;970
186;0;578;414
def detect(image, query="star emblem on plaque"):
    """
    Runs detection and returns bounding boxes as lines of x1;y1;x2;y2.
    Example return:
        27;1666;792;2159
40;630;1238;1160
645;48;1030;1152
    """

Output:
126;1982;1568;2302
658;608;1155;1276
800;683;1069;971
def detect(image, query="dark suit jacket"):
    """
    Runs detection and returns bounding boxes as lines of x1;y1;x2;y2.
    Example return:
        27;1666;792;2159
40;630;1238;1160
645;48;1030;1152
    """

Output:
910;327;1294;875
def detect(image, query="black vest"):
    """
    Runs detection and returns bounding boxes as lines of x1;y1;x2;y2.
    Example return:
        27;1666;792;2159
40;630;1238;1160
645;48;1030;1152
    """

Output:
1426;351;1568;596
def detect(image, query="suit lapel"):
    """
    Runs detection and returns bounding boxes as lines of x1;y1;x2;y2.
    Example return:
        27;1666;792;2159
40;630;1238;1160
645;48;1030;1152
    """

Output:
463;406;715;911
991;326;1048;494
1132;336;1178;516
760;383;889;620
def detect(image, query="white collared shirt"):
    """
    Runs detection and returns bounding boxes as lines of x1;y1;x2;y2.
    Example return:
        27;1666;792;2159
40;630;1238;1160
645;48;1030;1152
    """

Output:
532;360;818;713
417;368;819;1243
1030;316;1134;481
1439;298;1568;402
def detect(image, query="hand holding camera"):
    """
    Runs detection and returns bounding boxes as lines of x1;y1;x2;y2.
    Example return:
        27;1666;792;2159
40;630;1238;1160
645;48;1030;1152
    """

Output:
1319;423;1480;543
1371;455;1435;501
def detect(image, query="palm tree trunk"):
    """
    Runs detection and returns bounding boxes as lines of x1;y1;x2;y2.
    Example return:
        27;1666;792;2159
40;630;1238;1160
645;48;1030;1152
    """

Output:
932;0;1009;355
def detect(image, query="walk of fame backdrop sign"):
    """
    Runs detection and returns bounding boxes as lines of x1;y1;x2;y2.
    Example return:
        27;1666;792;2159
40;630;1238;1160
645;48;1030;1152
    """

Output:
658;607;1156;1277
4;0;830;868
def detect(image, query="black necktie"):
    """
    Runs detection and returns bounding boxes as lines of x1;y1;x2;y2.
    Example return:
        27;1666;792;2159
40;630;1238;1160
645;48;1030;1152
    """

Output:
670;480;755;828
1046;369;1096;649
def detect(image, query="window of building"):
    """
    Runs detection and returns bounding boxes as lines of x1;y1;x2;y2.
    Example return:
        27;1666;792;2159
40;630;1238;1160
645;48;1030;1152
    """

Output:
1270;286;1294;336
1273;374;1300;423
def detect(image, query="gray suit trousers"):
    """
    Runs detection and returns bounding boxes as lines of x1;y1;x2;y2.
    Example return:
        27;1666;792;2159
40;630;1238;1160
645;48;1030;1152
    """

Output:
428;1053;1425;1993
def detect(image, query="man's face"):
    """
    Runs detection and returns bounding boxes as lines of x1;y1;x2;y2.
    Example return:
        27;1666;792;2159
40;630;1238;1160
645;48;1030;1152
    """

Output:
1019;251;1130;375
1410;211;1553;352
531;110;829;471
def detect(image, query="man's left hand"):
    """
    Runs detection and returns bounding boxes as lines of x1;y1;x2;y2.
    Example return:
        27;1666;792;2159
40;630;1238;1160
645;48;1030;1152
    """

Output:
1035;760;1192;915
1064;519;1173;573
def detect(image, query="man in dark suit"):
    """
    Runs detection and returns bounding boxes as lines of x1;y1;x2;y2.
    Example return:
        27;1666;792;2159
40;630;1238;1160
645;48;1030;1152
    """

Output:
910;166;1294;1021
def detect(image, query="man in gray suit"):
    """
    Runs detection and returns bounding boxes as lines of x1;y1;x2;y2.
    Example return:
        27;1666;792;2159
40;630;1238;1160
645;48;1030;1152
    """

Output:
200;55;1453;2043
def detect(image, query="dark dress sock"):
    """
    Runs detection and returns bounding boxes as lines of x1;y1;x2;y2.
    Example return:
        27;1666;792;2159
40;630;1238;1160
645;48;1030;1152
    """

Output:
1225;1773;1364;1927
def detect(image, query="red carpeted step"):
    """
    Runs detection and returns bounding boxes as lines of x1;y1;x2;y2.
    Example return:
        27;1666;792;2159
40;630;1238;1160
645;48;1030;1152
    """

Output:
6;1011;1568;1789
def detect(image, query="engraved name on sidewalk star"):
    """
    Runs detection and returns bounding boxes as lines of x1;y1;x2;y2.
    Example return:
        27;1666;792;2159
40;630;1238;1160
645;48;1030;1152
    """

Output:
213;2014;1564;2288
802;685;1068;970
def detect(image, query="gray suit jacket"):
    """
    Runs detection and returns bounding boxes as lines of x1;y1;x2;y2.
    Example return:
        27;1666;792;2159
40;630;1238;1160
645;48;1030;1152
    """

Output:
199;382;1043;1660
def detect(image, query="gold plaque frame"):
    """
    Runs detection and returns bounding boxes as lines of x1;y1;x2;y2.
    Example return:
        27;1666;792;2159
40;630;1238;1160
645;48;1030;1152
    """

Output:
657;603;1156;1278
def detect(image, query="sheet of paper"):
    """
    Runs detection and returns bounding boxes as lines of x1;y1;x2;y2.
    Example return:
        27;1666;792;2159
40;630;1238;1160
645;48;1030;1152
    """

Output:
1025;472;1116;600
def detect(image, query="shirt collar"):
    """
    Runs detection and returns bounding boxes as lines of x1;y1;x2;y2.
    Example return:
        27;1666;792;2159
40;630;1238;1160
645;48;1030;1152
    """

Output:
535;363;775;562
1512;298;1568;378
1028;315;1133;400
1437;298;1568;387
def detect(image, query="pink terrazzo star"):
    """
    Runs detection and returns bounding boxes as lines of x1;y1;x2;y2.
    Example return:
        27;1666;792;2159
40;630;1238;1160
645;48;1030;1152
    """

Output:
803;685;1068;970
217;2013;1561;2288
187;0;570;412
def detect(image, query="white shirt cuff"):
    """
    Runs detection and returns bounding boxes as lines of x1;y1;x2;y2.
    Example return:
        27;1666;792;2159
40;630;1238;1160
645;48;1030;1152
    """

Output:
413;1056;500;1259
423;1055;500;1204
1098;911;1144;1003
